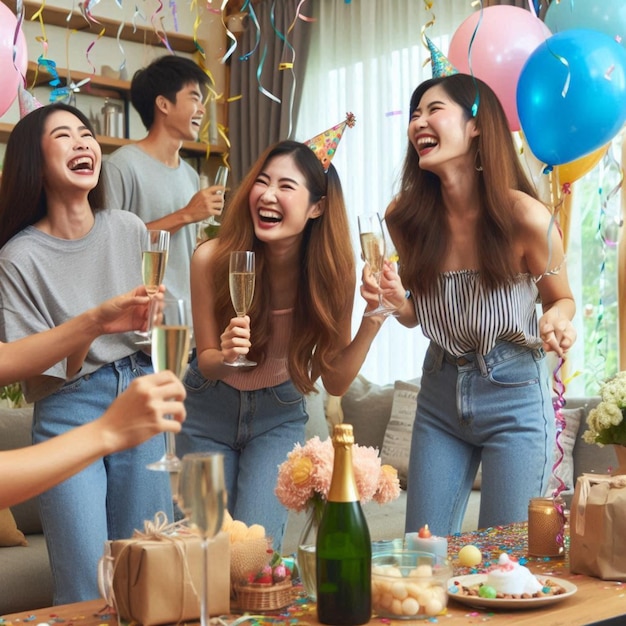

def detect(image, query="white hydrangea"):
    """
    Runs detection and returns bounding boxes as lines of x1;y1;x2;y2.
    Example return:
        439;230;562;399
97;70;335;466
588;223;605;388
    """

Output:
583;371;626;446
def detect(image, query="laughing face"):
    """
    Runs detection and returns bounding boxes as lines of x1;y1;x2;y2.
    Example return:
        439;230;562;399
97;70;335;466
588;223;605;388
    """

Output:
40;109;101;196
161;81;206;141
248;153;323;244
408;84;479;174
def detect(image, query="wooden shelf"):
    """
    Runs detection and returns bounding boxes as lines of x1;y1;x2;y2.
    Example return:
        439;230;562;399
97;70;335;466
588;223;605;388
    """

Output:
0;122;218;157
6;0;197;53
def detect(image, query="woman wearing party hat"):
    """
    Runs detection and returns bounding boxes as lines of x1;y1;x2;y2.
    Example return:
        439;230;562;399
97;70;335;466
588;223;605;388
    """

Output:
367;44;577;536
177;117;386;552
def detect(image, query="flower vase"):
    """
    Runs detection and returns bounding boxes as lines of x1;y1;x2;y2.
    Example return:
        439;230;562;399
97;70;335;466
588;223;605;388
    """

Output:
612;445;626;475
297;501;324;601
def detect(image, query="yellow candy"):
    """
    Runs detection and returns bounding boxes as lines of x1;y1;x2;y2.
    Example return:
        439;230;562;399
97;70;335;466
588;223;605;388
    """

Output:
458;544;482;567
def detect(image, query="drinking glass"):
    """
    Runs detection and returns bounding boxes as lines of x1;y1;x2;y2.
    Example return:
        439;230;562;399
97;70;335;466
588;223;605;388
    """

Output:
177;453;226;626
137;229;170;341
358;213;397;317
146;297;190;473
224;250;257;367
197;166;229;244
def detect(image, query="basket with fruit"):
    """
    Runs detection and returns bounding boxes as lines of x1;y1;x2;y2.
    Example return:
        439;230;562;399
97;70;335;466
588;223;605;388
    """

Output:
233;552;295;612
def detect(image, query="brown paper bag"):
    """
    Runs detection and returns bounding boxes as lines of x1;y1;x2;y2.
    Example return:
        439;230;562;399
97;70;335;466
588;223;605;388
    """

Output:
103;521;230;626
570;473;626;581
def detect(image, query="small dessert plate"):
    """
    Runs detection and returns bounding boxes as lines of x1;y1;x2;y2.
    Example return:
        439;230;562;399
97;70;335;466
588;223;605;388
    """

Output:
447;574;577;609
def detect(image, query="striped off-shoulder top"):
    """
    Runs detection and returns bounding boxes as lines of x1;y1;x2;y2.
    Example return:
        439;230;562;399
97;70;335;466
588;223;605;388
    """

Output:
411;270;543;357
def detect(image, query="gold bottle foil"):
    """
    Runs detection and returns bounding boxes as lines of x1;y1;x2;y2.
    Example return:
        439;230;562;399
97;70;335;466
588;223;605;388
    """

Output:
527;497;565;557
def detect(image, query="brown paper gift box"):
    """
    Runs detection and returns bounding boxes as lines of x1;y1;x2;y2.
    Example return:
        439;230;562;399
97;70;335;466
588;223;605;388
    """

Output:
108;530;230;625
570;473;626;581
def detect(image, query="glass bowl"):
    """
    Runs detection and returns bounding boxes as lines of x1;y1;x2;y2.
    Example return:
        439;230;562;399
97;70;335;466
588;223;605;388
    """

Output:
371;550;452;620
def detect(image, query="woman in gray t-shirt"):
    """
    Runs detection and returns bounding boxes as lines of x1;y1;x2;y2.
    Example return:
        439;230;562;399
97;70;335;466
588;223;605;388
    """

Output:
0;103;173;605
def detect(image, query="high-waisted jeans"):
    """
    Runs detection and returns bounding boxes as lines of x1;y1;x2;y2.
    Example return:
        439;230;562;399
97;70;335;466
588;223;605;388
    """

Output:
405;341;554;537
33;352;173;604
179;359;308;553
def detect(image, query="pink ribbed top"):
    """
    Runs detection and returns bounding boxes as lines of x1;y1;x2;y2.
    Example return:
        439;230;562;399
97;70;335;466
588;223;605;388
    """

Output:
221;308;294;391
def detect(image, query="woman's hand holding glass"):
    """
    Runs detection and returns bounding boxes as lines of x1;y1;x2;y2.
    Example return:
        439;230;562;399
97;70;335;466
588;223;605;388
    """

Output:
223;251;257;367
137;230;170;342
146;296;191;474
358;213;398;317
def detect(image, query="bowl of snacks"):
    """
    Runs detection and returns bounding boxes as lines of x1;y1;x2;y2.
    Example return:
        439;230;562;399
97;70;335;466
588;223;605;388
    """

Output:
371;550;452;620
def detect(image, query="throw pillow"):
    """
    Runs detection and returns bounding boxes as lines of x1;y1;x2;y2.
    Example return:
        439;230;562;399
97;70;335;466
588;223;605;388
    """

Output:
381;379;420;489
341;374;395;450
0;508;28;547
544;407;585;497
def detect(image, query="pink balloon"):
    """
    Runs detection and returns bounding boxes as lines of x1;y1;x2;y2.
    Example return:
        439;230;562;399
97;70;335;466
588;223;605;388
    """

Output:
0;2;28;118
448;6;551;132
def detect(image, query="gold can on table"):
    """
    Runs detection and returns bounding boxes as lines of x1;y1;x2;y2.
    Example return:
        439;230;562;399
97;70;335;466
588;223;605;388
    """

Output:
527;496;566;557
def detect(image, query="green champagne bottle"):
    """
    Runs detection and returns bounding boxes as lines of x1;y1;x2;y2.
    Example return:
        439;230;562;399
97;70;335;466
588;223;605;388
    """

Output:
316;424;372;625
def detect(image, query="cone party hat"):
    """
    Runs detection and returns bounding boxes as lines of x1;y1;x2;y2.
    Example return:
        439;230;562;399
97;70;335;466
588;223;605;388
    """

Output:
426;37;458;78
304;112;356;172
18;83;44;119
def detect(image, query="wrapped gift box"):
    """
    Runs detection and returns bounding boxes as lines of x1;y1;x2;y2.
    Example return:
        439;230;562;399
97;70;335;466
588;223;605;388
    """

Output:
570;473;626;581
106;528;230;625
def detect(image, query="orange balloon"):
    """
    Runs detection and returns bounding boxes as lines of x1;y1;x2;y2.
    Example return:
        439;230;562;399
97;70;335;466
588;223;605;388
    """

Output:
556;144;609;186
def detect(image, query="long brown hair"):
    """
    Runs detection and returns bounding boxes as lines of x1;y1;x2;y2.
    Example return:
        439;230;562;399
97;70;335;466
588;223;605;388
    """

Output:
387;73;538;294
206;140;355;394
0;103;104;249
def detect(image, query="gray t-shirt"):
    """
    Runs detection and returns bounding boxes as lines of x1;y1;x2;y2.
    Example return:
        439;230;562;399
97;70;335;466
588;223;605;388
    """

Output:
0;209;146;402
102;144;199;303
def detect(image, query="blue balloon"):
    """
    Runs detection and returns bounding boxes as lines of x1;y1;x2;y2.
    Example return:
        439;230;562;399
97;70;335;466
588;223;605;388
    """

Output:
545;0;626;48
517;29;626;166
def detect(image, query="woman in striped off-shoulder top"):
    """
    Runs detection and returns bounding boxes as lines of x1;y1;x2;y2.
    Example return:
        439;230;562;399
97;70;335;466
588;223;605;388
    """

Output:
370;73;577;536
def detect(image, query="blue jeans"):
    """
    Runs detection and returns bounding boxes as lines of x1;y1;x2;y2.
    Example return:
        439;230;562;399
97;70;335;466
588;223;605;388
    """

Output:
405;341;554;537
33;352;173;605
179;359;307;552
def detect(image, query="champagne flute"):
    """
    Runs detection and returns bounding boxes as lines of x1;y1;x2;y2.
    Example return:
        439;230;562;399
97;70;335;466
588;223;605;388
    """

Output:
177;453;226;626
224;250;257;367
137;229;170;341
146;297;190;473
358;213;397;317
197;166;229;244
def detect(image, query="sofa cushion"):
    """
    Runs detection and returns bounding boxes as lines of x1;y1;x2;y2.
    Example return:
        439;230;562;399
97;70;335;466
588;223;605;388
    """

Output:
341;374;394;450
0;508;28;547
304;383;330;441
381;379;420;488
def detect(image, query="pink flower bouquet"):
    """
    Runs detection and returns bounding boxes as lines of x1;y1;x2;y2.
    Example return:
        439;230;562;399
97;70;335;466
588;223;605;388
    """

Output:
274;436;401;512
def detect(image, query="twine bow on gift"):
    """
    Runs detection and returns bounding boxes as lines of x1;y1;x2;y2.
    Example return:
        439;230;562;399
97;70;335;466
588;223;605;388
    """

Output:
575;474;626;535
98;511;202;626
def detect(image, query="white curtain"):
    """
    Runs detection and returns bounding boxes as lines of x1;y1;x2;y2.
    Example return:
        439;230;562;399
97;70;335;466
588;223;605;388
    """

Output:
295;0;475;384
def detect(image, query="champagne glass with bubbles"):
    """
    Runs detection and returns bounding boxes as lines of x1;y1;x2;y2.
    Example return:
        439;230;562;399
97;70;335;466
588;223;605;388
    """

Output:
137;229;170;341
197;166;229;243
225;251;257;367
177;453;226;626
146;297;190;473
358;213;397;317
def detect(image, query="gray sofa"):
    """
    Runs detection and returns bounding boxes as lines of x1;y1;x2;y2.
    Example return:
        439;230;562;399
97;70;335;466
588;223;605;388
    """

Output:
0;407;53;615
0;389;617;615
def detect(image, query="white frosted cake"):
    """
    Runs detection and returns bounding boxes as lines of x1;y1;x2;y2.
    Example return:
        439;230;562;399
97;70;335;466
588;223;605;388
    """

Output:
486;553;543;596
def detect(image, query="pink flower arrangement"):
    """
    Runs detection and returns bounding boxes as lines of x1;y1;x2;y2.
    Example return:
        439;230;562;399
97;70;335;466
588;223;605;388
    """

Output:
274;436;401;512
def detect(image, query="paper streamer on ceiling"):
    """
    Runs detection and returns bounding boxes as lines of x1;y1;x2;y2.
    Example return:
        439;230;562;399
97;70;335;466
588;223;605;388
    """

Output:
150;0;174;54
269;0;313;138
467;0;482;117
220;0;238;63
30;1;52;66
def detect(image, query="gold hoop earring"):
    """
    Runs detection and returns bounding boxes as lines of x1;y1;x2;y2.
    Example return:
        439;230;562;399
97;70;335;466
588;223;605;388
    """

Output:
474;150;483;172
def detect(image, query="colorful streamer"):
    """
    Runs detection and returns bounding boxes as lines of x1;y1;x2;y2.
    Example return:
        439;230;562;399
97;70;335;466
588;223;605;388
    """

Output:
220;0;239;63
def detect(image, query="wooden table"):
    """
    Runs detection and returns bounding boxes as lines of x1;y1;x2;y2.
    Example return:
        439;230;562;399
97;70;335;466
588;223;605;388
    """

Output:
3;524;625;625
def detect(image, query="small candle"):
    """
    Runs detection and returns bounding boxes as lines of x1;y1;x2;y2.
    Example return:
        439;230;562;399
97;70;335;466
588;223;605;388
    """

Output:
405;524;448;561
